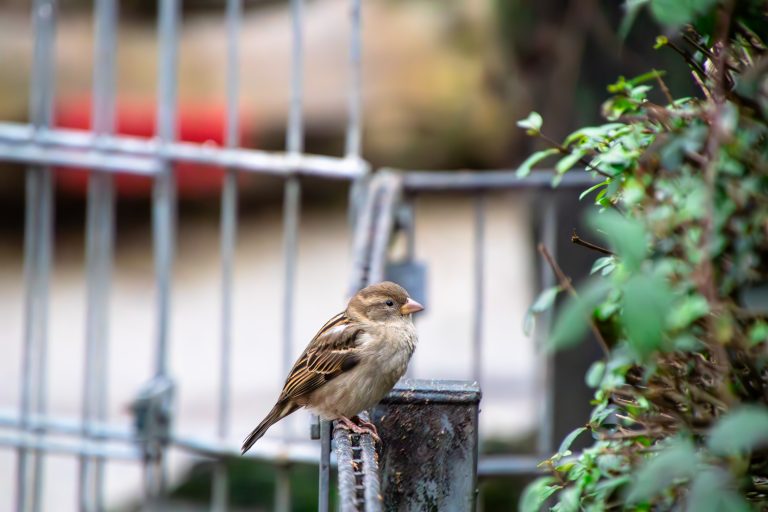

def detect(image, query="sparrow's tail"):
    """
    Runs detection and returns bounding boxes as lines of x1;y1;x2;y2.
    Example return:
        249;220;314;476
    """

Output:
241;401;299;454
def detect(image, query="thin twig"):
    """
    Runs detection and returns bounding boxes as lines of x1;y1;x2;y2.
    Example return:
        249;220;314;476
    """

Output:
682;32;716;61
571;230;614;256
653;69;675;105
538;243;611;356
599;428;663;441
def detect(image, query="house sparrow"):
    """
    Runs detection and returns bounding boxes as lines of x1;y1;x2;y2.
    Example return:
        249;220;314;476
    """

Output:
241;281;424;454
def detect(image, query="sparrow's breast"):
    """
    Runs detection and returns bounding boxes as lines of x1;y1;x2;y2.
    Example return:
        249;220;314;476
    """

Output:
308;321;417;419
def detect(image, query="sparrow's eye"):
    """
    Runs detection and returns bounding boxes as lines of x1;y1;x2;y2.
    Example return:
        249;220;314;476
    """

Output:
385;300;394;307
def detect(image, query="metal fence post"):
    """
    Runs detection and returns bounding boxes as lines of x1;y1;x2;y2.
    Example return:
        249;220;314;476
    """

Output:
371;379;481;511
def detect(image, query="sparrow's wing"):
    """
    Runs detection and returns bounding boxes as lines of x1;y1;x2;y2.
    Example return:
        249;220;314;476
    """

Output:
278;312;363;401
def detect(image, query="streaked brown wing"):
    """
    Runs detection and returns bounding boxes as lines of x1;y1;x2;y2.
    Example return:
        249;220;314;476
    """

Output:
278;312;363;401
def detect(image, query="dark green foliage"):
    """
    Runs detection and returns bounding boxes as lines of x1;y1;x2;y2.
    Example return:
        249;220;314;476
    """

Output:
168;458;327;511
519;1;768;510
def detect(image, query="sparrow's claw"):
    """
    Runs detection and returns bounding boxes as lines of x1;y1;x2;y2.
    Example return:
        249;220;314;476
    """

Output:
351;416;380;438
337;416;381;444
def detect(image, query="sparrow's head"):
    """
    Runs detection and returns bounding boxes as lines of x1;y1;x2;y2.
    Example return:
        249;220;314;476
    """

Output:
347;281;424;323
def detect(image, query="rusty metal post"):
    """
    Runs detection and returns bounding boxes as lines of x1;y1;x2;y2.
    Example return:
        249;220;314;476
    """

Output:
372;379;481;511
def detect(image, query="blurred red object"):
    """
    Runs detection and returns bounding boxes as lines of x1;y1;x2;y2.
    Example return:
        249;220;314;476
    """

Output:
55;97;255;199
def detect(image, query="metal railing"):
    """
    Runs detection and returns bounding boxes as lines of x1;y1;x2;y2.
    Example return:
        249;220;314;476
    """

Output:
4;0;365;511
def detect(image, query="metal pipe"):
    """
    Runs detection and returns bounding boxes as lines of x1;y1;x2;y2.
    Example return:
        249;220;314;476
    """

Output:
1;434;141;461
358;425;381;511
0;123;367;178
397;168;598;191
287;0;304;156
147;0;180;506
0;411;133;441
333;428;358;511
477;455;545;476
79;0;118;509
536;201;558;456
472;195;486;384
318;420;331;512
0;141;160;175
18;1;57;511
344;0;362;160
212;1;242;510
276;0;305;506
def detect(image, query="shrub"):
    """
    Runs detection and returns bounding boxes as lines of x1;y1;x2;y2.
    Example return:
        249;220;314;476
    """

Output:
519;1;768;510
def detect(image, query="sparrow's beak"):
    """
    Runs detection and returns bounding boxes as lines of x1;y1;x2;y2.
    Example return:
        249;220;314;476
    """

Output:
400;297;424;315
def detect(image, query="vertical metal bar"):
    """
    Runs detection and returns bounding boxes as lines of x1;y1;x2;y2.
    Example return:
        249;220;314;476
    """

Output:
344;0;366;233
79;0;118;510
287;0;304;156
278;0;304;509
472;195;486;384
344;0;362;160
211;1;241;511
18;2;57;511
318;420;331;512
147;0;179;506
536;201;557;455
153;0;178;380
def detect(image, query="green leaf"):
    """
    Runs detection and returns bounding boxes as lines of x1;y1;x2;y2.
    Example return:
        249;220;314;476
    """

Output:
708;406;768;455
532;286;561;313
559;427;588;454
619;0;650;39
519;477;558;512
686;468;751;512
650;0;695;26
548;280;610;351
517;111;544;134
524;286;562;336
586;360;606;388
654;35;669;49
627;438;698;502
556;149;587;175
579;180;609;201
590;256;614;275
517;148;560;178
628;69;665;86
622;275;673;358
667;294;710;330
749;320;768;346
588;210;647;271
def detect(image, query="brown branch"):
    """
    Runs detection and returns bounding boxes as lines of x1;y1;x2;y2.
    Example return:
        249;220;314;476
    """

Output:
571;230;614;256
599;428;664;441
654;69;675;105
538;243;611;357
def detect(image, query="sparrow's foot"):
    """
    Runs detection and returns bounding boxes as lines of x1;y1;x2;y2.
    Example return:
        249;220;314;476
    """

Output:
337;416;381;444
351;416;380;438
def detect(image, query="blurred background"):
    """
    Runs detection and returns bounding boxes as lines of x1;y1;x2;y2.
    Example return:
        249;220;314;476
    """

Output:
0;0;698;510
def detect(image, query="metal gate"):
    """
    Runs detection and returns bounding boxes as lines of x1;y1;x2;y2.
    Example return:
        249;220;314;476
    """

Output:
1;0;597;510
2;0;365;510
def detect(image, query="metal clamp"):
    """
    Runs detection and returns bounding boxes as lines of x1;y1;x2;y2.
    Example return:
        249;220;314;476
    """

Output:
130;376;175;460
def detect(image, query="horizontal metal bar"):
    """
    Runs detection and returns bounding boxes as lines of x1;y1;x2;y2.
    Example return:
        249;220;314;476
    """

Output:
477;455;545;476
0;123;368;178
0;142;159;175
393;168;599;192
171;435;319;464
0;410;134;442
0;433;141;461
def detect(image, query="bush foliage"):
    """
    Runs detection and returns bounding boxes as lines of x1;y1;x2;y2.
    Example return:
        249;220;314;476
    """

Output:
519;1;768;510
